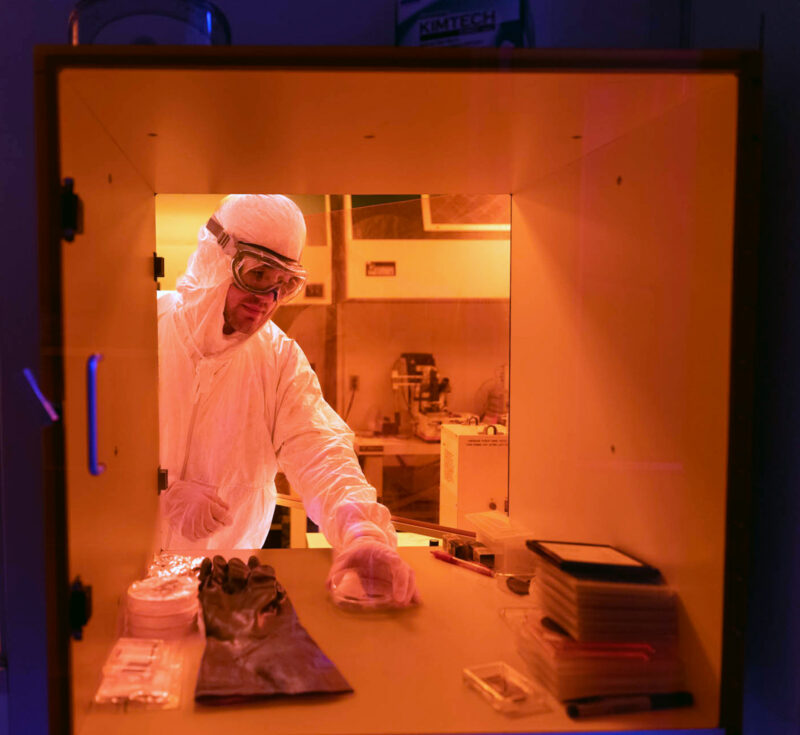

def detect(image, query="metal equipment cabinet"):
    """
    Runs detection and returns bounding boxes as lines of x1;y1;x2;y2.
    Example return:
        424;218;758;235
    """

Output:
10;46;760;735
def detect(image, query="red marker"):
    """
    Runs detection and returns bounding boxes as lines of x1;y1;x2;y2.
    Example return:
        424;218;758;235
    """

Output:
430;549;494;577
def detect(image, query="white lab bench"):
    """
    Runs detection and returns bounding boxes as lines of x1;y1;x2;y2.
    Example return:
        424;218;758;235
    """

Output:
76;547;718;735
355;434;442;457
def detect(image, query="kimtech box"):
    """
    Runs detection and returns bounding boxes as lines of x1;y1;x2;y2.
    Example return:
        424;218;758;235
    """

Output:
396;0;533;48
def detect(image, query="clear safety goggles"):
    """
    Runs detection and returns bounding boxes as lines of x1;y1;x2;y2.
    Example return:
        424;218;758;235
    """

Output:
207;216;307;302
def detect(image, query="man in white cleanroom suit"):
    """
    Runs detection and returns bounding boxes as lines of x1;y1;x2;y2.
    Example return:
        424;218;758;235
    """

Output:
158;194;417;606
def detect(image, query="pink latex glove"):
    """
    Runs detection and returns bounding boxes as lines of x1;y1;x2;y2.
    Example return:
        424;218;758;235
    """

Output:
327;538;419;610
163;479;234;541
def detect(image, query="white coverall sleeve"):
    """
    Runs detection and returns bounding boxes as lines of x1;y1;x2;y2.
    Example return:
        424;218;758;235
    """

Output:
272;341;397;550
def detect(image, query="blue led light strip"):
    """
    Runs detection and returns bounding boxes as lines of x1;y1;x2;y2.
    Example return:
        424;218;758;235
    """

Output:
86;354;106;476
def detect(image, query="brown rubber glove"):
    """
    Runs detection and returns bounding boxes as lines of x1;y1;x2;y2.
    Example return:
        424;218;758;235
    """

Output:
195;555;352;704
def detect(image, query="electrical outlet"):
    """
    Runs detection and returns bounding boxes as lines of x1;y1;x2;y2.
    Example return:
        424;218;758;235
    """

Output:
349;375;359;391
305;282;324;298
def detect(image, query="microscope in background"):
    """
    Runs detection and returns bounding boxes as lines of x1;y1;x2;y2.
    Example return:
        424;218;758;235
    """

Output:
391;353;478;441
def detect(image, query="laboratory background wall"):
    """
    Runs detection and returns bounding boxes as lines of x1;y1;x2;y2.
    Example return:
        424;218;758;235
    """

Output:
0;3;797;735
338;301;510;431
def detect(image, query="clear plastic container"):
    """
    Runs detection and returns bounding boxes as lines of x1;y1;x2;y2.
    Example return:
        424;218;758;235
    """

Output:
68;0;231;45
464;511;538;574
495;571;536;597
463;661;550;715
94;638;183;709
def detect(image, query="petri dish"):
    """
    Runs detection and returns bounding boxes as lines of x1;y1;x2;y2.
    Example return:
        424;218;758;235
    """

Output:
328;568;396;612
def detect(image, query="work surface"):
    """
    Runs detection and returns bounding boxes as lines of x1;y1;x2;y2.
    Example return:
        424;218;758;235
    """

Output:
79;547;718;735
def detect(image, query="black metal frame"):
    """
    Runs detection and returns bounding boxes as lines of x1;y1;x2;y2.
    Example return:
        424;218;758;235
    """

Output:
718;52;762;733
31;45;762;735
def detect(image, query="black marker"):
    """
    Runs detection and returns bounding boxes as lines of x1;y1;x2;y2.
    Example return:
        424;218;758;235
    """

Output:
566;691;694;719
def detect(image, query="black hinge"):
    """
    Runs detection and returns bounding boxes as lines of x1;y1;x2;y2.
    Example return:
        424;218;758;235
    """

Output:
60;177;82;242
153;252;165;281
158;467;169;494
69;576;92;641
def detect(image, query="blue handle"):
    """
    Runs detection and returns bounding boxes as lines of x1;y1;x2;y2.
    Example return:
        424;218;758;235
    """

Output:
86;354;106;476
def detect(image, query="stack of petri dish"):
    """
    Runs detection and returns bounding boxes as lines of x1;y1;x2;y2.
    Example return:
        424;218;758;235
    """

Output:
126;575;199;639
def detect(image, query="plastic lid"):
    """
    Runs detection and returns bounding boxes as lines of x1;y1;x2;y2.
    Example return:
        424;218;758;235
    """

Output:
328;569;396;612
465;510;531;539
127;575;198;607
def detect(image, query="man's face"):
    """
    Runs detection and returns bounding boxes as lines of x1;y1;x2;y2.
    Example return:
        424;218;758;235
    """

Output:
222;282;280;335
